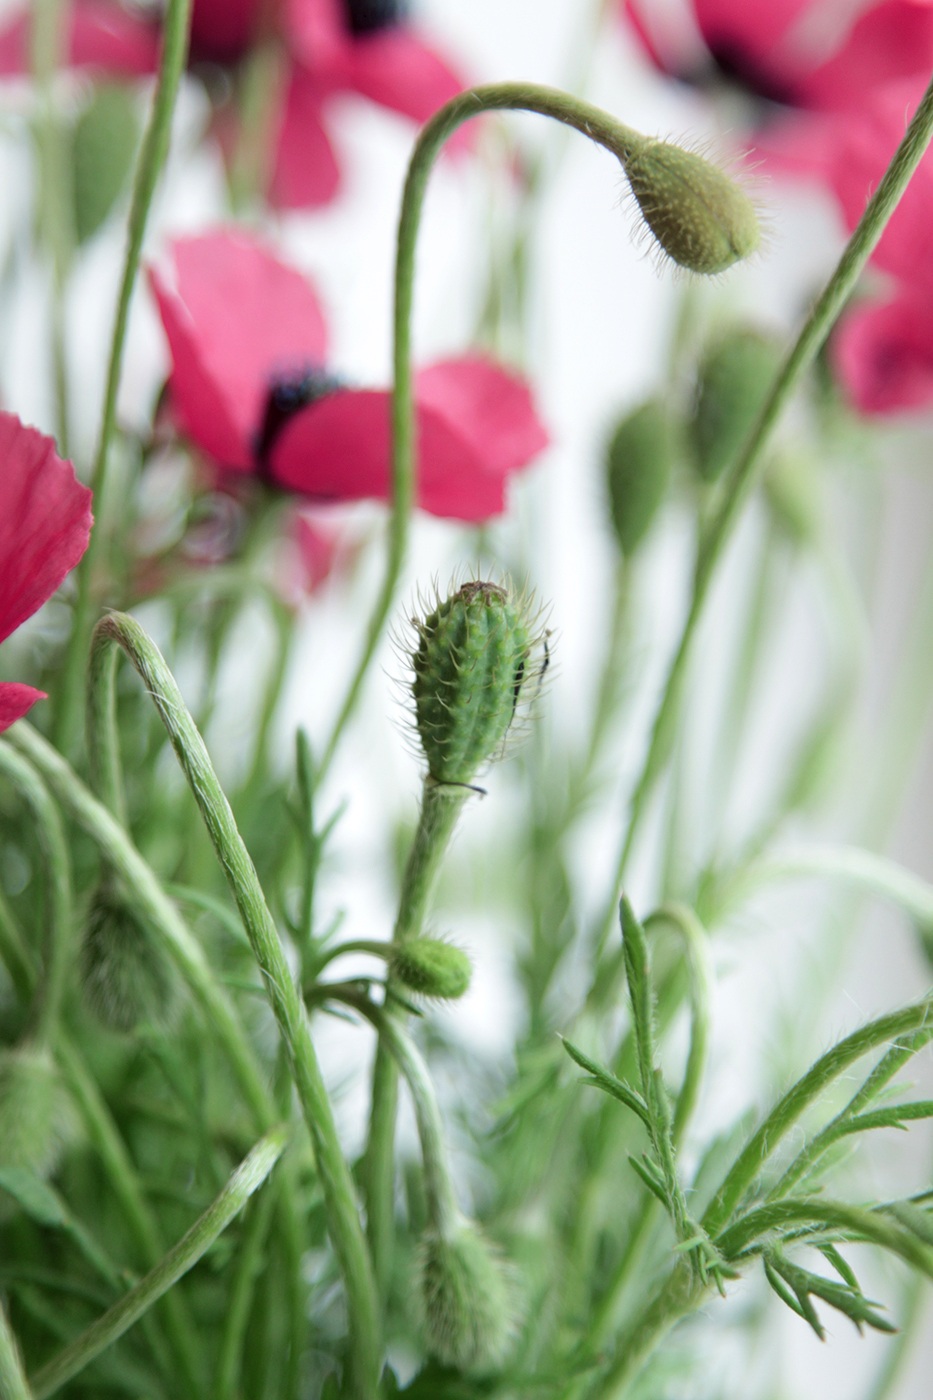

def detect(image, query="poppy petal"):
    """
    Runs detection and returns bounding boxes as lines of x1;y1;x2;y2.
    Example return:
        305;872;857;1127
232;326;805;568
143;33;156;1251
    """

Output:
414;358;549;479
0;1;159;78
833;293;933;414
0;413;92;647
150;231;329;468
270;70;342;210
271;382;531;522
0;682;46;734
792;1;933;111
331;28;468;129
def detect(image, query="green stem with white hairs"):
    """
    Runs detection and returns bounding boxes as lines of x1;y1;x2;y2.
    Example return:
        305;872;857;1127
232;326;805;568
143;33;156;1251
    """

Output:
83;612;381;1399
597;69;933;950
317;81;746;782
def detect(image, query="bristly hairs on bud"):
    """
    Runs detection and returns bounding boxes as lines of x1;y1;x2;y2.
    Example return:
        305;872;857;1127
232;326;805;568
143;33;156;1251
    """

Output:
0;1044;76;1180
394;574;552;790
620;134;763;276
389;936;473;1000
416;1214;520;1373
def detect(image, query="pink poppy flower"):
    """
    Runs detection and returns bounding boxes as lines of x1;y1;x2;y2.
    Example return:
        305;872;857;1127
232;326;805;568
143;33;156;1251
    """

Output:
0;0;468;210
621;0;933;112
0;414;93;732
832;292;933;416
150;230;548;522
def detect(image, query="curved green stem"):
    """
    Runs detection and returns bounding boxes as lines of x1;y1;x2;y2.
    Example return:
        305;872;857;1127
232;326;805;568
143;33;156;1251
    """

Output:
54;0;193;755
29;1128;287;1400
0;1298;33;1400
0;743;73;1045
643;903;711;1145
317;82;651;782
596;69;933;940
85;613;380;1399
581;1260;704;1400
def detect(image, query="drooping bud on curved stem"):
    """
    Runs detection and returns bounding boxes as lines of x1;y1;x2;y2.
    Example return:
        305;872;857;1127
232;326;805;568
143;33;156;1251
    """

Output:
319;81;759;782
313;935;473;1000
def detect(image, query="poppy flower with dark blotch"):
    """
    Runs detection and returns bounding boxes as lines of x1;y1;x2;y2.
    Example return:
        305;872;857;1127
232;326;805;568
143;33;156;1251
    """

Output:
0;414;93;732
832;291;933;416
150;230;549;522
621;0;933;112
0;0;468;210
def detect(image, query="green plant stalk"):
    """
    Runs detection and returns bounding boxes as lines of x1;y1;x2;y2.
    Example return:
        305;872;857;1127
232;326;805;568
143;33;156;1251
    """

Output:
599;69;933;929
643;903;711;1145
317;82;650;782
703;997;933;1237
0;743;73;1046
216;1186;277;1400
85;613;381;1398
5;723;273;1129
54;0;193;755
732;843;933;931
0;884;34;1003
365;780;467;1291
580;1260;705;1400
0;1299;33;1400
30;0;73;456
28;1128;287;1400
58;1040;204;1396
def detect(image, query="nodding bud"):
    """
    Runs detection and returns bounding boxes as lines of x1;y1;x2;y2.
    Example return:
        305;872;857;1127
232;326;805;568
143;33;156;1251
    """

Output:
417;1219;516;1372
691;327;783;483
623;138;760;275
411;581;542;788
0;1046;75;1179
389;937;472;999
81;887;179;1033
605;399;676;556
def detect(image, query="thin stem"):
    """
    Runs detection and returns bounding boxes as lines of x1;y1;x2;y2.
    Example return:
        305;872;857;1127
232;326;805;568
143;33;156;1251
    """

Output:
598;70;933;927
0;743;73;1046
216;1187;277;1400
317;82;647;782
580;1261;704;1400
643;903;711;1145
364;781;467;1292
85;613;381;1398
0;1298;33;1400
54;0;193;754
731;843;933;932
29;1129;287;1400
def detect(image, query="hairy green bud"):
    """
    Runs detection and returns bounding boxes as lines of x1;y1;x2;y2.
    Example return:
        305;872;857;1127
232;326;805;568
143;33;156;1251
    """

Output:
81;886;179;1032
0;1046;74;1179
624;139;760;275
411;581;540;787
416;1220;516;1372
389;937;472;999
605;398;676;555
690;326;782;483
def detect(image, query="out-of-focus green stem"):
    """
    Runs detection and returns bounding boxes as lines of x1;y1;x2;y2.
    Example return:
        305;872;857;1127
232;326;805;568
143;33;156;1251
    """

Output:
54;0;193;755
0;1298;33;1400
597;70;933;944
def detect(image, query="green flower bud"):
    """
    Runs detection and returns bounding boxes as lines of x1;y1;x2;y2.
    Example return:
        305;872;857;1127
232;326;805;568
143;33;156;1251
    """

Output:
389;937;472;1000
81;886;179;1033
416;1219;516;1372
763;450;819;546
624;139;760;275
605;398;676;556
411;581;542;788
0;1045;74;1178
691;327;783;483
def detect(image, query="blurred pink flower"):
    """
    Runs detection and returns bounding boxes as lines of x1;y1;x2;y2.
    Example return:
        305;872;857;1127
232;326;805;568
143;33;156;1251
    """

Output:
0;0;468;209
0;414;93;731
621;0;933;111
832;291;933;415
150;230;549;521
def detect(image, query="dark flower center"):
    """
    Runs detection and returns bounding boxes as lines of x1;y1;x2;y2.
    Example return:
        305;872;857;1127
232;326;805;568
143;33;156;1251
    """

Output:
342;0;409;37
256;366;341;472
705;39;797;107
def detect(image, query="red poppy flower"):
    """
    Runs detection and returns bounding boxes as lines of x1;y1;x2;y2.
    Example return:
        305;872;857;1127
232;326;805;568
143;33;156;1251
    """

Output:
150;230;548;522
833;291;933;415
0;0;468;210
0;414;93;732
621;0;933;112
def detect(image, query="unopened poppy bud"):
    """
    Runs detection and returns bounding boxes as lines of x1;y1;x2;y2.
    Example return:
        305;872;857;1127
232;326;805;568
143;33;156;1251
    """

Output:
691;327;782;482
411;581;542;788
623;138;760;275
0;1046;74;1178
605;399;676;556
390;937;472;999
81;887;179;1033
417;1219;517;1372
